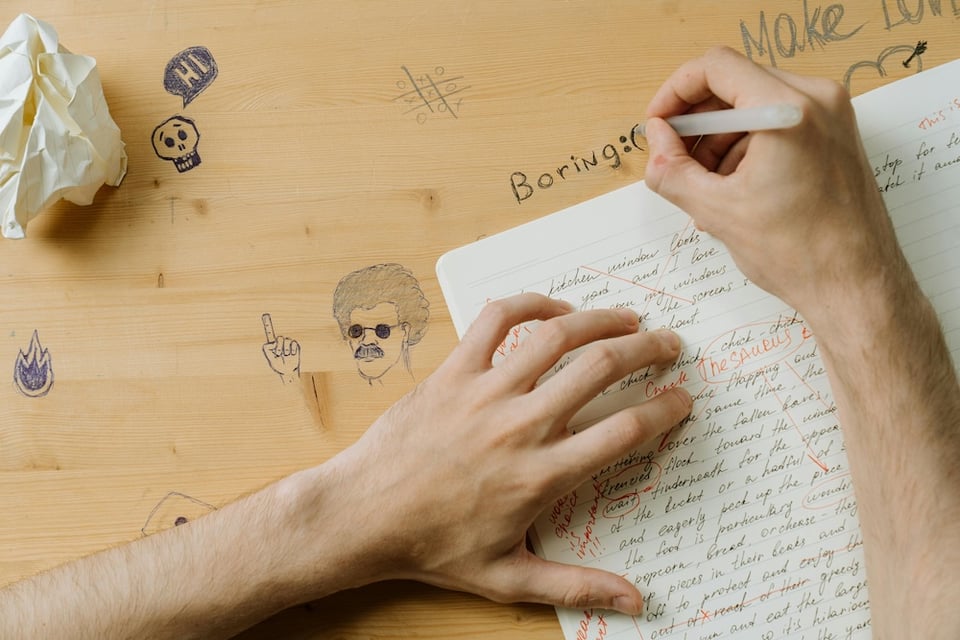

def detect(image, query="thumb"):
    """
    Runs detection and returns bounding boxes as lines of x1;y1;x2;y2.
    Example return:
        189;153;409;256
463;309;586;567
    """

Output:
643;117;722;223
497;552;644;615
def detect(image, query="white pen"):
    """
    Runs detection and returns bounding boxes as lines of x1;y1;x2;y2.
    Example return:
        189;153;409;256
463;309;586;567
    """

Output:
633;103;803;137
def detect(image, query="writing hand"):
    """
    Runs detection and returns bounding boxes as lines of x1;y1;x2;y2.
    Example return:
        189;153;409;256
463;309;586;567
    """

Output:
642;46;904;323
288;293;691;614
642;48;960;640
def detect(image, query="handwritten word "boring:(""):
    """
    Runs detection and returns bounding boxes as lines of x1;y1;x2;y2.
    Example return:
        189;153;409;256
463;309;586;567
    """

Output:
510;125;643;204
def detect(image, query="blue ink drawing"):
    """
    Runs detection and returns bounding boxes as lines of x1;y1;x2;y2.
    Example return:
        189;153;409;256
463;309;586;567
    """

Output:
13;330;54;398
164;46;218;107
152;116;202;172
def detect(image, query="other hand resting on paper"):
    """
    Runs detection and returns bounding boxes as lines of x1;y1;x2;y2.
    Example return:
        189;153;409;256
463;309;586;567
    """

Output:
0;295;691;638
644;46;960;640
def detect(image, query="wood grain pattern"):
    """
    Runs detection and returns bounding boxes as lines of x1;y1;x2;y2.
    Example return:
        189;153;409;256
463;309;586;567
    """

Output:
1;1;956;637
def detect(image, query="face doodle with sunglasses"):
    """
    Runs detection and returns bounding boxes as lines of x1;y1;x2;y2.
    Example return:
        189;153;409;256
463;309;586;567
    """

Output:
332;264;430;384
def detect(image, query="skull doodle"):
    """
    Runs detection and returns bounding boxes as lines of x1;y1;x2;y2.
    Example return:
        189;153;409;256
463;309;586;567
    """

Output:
152;115;202;172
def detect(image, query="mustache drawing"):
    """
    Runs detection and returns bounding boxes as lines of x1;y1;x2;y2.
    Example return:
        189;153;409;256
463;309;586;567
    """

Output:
354;344;385;361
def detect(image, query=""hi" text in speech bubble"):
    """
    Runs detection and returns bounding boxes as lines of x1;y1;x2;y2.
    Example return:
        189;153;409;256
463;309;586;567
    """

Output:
164;46;218;107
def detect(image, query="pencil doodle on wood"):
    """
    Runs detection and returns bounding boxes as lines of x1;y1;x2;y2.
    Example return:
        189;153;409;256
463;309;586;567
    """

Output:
164;46;218;107
13;330;54;398
332;264;429;385
510;124;644;205
261;313;300;384
392;65;470;124
152;115;202;173
141;492;217;536
843;44;924;91
738;5;865;69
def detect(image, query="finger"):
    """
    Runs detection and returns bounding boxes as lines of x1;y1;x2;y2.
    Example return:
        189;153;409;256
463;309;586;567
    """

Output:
489;551;644;615
644;93;747;172
261;313;276;343
533;328;681;423
644;117;726;229
678;96;744;161
290;340;300;355
494;308;643;392
455;294;574;370
552;387;693;487
714;133;752;176
762;67;858;130
646;46;796;118
261;345;280;373
691;130;748;173
765;65;847;102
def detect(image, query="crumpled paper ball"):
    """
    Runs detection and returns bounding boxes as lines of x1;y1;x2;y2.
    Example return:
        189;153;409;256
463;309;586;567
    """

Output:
0;13;127;239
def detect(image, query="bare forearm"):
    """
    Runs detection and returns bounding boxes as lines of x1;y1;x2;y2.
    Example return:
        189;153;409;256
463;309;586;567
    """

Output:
806;266;960;639
0;299;694;634
0;467;358;639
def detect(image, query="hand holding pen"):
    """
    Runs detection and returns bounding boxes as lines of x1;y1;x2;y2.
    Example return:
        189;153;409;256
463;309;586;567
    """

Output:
634;103;803;138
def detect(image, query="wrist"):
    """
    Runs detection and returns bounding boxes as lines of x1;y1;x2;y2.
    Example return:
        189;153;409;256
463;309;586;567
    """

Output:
270;454;393;603
796;256;925;348
795;257;952;423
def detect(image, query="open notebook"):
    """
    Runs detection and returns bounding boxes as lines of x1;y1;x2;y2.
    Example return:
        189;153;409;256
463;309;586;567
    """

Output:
437;59;960;639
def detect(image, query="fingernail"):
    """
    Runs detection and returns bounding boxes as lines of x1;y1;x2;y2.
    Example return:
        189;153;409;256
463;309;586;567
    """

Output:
557;299;576;312
674;386;694;412
655;328;681;351
645;118;667;149
613;594;643;615
616;308;639;326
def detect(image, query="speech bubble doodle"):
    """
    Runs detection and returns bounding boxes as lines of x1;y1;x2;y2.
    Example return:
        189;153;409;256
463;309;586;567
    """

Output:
164;46;218;107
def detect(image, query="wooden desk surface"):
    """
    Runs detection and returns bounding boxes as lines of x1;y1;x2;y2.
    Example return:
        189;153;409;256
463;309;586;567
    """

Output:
1;1;956;637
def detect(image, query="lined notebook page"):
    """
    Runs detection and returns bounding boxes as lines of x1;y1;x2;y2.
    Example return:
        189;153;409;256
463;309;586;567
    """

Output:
436;58;960;640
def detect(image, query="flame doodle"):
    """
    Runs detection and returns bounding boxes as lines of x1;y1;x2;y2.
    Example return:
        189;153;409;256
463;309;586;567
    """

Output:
13;330;54;397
